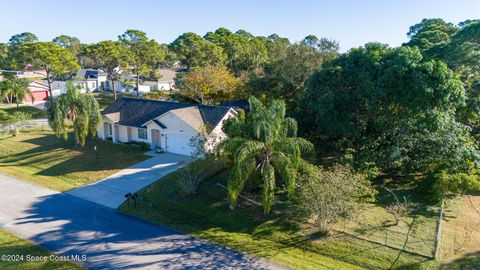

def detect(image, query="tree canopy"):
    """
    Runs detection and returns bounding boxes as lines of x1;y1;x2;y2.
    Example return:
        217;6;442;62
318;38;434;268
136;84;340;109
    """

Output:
177;65;244;105
299;43;479;195
53;35;81;56
48;81;101;147
221;96;314;213
21;42;80;97
170;32;226;69
87;41;126;99
119;29;165;94
8;32;38;47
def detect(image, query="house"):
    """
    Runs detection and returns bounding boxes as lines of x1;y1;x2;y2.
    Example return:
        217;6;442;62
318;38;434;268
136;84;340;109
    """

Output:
74;69;108;92
24;81;50;104
114;74;151;94
1;65;47;80
97;98;237;156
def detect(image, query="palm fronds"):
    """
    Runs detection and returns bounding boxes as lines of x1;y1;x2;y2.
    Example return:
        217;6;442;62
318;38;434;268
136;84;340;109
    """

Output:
48;81;101;146
222;96;314;214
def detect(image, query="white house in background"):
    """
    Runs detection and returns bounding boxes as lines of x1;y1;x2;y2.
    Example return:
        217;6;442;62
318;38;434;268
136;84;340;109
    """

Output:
74;69;108;92
97;98;237;156
143;68;182;91
113;74;151;94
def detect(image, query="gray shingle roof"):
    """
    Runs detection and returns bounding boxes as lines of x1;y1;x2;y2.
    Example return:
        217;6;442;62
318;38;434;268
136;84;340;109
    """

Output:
220;99;250;113
76;69;107;80
101;97;233;129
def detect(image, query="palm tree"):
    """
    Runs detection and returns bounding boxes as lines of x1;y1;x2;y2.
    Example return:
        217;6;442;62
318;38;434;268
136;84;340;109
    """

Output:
0;74;32;107
221;96;314;214
48;81;101;147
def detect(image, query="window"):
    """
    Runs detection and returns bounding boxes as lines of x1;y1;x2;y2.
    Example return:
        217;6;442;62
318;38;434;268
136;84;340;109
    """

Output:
108;124;113;136
138;128;147;140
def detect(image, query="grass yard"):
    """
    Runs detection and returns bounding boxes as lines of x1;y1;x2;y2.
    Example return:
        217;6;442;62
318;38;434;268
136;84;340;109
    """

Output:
120;168;439;270
0;105;48;124
439;194;480;269
93;93;116;109
335;186;441;258
0;229;82;270
0;129;149;191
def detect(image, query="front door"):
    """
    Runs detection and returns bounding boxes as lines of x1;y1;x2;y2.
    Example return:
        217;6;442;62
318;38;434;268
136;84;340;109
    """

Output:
127;127;132;141
103;122;112;139
151;129;161;149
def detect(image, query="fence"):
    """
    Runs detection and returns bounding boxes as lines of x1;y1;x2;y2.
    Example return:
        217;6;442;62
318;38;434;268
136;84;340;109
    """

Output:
337;203;446;259
434;196;445;258
0;120;49;133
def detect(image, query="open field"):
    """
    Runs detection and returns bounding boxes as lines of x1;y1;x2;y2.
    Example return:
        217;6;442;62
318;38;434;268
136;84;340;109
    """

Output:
0;229;82;270
0;129;149;191
120;168;439;270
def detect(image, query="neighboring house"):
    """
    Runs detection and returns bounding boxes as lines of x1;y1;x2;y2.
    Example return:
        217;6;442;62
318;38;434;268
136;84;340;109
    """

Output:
114;74;151;94
74;69;108;92
97;98;237;156
155;68;178;91
23;80;71;104
1;65;47;80
24;81;50;104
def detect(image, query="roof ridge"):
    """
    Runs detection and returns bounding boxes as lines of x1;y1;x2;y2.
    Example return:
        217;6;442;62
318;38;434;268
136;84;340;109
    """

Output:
118;97;234;109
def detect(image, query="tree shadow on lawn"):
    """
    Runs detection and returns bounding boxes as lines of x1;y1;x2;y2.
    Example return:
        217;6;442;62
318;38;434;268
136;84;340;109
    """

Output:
11;193;279;270
441;251;480;270
0;133;148;177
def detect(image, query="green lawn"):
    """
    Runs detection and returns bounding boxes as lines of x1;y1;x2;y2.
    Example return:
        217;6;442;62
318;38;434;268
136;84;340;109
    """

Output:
0;105;48;124
0;129;149;191
0;229;82;270
120;168;439;270
93;93;116;109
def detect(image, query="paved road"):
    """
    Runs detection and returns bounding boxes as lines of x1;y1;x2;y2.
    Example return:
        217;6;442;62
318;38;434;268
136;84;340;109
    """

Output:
66;152;191;209
0;174;289;269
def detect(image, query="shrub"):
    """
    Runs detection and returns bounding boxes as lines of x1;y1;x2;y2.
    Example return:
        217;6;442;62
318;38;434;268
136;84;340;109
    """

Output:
177;166;201;196
292;164;375;233
129;141;150;151
177;158;225;195
383;186;413;225
8;111;32;136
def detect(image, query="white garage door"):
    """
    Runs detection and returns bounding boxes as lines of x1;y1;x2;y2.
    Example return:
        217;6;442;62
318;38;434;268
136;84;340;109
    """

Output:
165;133;195;156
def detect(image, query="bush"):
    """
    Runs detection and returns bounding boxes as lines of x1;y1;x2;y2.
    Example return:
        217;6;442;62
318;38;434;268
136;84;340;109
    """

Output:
8;111;32;136
129;141;150;151
177;158;225;195
292;164;375;233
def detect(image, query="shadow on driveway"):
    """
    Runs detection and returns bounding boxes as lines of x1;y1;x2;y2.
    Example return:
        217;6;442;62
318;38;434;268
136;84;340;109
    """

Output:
9;191;287;269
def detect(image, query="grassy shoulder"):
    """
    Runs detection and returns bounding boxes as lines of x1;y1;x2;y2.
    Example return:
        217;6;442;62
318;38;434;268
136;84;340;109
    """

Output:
0;105;48;124
119;168;439;270
0;229;82;270
0;129;149;191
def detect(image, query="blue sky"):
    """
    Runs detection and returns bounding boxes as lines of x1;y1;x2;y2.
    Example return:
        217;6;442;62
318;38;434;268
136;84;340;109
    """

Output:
0;0;478;51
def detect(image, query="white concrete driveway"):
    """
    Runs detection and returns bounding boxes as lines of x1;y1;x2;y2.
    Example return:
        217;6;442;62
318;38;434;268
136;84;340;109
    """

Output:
66;151;191;209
